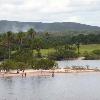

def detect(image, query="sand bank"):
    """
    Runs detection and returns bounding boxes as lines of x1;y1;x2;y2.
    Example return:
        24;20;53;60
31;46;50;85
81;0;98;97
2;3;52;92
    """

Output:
0;68;99;78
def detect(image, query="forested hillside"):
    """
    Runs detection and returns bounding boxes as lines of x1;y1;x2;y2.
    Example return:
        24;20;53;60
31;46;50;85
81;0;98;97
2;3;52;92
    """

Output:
0;20;100;33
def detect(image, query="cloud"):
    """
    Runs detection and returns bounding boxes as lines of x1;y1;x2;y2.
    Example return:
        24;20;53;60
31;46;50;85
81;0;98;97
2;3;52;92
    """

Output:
0;0;100;26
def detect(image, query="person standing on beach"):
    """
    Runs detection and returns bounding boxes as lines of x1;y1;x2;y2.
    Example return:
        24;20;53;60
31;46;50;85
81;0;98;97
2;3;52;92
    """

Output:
25;73;26;77
21;70;24;78
2;73;4;78
22;73;23;78
17;69;19;74
52;71;54;77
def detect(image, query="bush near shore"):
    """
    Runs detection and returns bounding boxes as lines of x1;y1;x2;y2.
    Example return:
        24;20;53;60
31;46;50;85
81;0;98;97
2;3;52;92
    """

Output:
84;49;100;60
0;58;56;71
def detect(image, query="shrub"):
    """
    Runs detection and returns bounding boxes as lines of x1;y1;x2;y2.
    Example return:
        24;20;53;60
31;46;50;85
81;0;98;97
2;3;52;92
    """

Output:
32;58;55;70
48;50;78;60
92;49;100;55
1;60;17;71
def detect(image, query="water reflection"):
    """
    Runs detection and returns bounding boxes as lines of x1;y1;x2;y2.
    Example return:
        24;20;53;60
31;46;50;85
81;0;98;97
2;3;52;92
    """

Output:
0;73;100;100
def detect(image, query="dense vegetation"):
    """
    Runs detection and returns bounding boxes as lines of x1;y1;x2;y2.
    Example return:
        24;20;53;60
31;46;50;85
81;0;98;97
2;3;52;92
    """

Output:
0;28;100;71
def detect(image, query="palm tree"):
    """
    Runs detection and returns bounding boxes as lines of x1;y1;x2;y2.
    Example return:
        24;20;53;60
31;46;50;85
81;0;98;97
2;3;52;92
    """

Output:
27;28;36;39
32;37;43;57
27;28;36;57
76;42;80;55
0;33;7;60
45;32;50;39
17;31;25;50
6;31;13;60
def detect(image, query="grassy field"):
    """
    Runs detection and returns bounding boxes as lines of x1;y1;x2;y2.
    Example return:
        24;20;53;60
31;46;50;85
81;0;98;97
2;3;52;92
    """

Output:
80;44;100;53
33;48;55;56
34;44;100;56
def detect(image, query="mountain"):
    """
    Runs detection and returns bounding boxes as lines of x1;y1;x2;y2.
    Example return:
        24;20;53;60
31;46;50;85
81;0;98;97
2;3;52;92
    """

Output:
0;20;100;33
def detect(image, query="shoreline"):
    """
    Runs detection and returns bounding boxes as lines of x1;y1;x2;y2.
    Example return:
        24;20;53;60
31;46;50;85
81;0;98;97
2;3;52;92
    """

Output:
0;69;100;78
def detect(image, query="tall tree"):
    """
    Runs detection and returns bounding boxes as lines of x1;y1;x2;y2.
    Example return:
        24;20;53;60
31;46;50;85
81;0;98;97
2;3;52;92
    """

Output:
17;31;25;50
27;28;36;39
32;37;43;57
76;42;80;55
5;31;13;60
45;32;50;39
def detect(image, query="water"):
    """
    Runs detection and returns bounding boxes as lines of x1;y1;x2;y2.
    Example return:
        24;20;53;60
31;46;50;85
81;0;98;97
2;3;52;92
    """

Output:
57;60;100;68
0;73;100;100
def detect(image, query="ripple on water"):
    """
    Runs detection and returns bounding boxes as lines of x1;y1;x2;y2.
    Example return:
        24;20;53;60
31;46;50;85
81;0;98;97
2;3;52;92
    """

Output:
0;73;100;100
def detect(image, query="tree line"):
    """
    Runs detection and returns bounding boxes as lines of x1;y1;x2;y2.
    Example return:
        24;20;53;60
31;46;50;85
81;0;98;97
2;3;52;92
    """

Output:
0;29;100;71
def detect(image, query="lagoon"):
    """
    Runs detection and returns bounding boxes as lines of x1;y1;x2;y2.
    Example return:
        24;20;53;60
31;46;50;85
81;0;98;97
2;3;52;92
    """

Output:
0;73;100;100
57;60;100;68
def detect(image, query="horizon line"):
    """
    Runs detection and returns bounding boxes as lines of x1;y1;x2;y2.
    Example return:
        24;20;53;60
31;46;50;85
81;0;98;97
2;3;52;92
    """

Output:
0;20;100;27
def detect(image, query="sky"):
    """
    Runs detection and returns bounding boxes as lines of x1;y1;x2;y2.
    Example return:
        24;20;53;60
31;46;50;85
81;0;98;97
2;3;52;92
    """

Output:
0;0;100;26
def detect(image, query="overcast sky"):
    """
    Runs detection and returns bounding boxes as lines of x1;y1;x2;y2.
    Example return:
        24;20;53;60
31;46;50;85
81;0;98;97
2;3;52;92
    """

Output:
0;0;100;26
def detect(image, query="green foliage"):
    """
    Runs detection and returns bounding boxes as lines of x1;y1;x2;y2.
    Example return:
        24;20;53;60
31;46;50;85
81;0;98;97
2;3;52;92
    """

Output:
16;62;28;70
85;53;100;60
32;37;44;57
12;48;33;64
0;60;29;71
84;49;100;60
1;60;17;71
27;28;36;39
92;49;100;55
71;34;100;44
32;58;55;70
0;28;100;70
0;46;8;60
48;46;78;60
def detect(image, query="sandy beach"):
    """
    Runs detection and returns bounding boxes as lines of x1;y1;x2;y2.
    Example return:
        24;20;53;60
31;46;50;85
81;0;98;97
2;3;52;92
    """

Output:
0;68;99;78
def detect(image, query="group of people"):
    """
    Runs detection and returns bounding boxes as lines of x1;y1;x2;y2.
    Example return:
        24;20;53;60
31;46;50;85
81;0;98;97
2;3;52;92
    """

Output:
22;72;27;77
17;69;27;77
0;69;55;78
